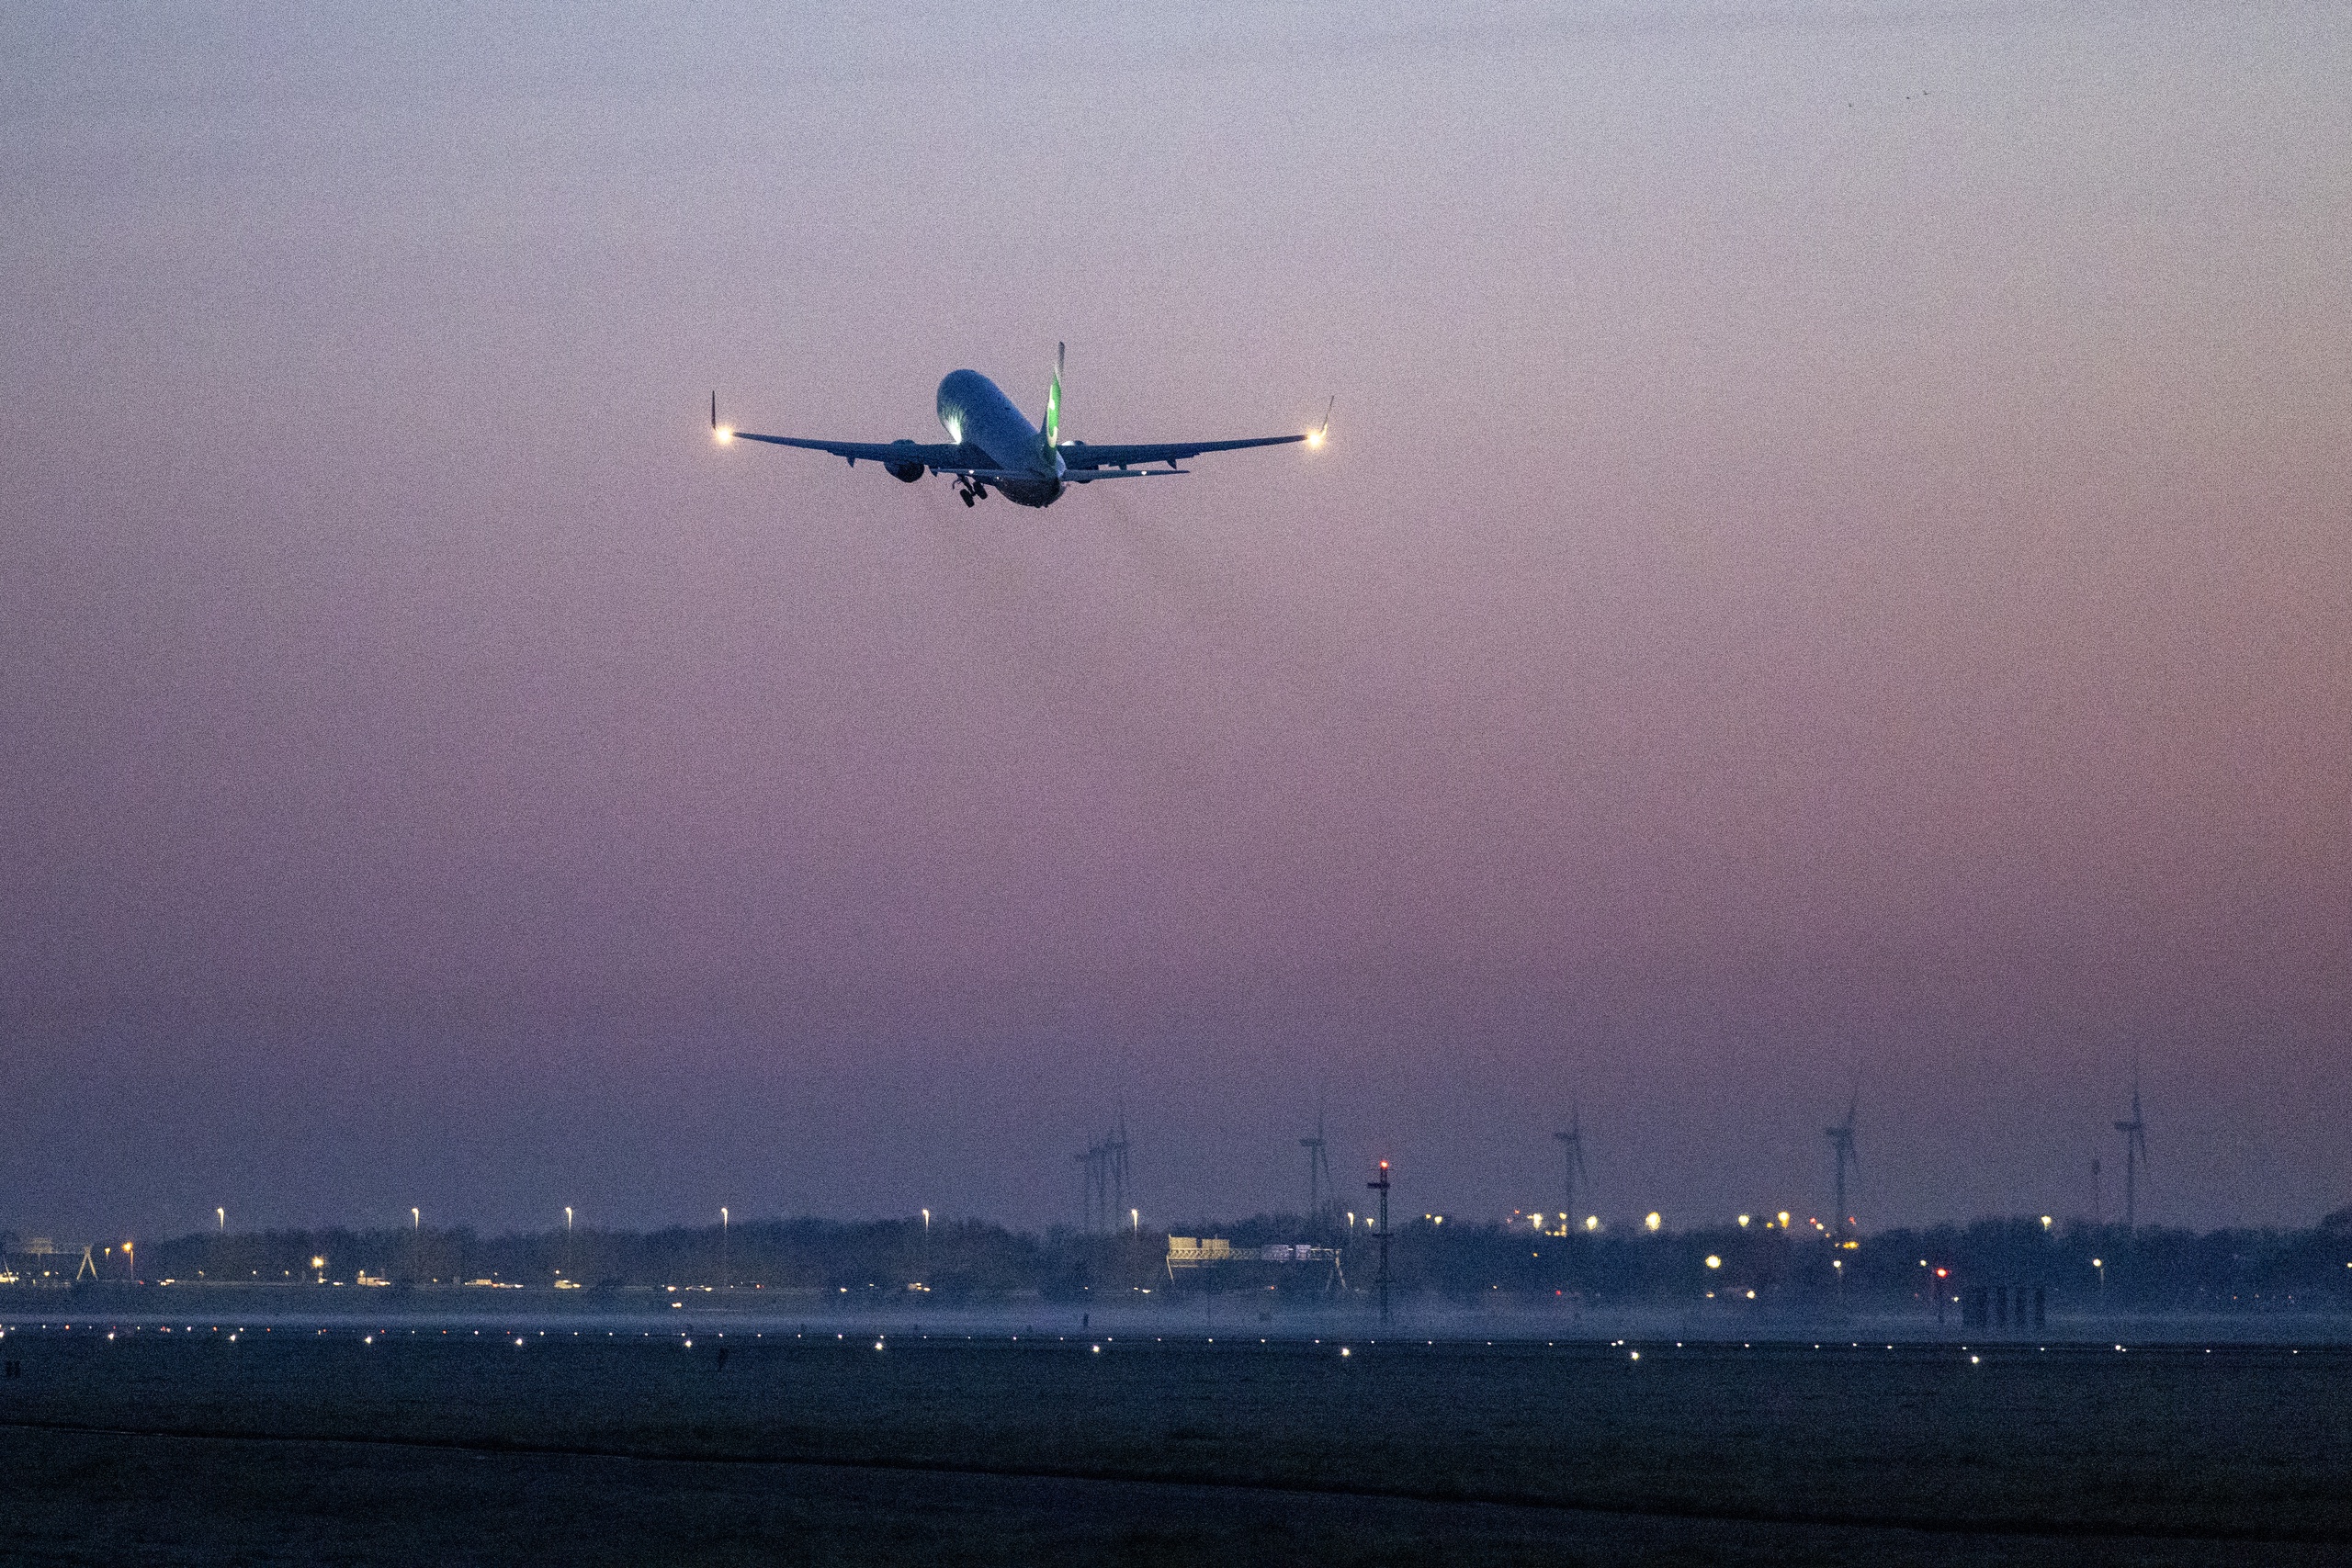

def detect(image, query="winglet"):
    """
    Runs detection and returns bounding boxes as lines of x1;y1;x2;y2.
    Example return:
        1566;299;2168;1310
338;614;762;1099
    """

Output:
1307;394;1333;448
710;390;732;444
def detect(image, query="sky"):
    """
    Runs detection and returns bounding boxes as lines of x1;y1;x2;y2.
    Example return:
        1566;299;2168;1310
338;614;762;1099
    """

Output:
4;1;2347;1239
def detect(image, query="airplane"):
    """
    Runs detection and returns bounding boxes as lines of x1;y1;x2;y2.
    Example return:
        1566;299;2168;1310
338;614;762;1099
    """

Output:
710;344;1327;509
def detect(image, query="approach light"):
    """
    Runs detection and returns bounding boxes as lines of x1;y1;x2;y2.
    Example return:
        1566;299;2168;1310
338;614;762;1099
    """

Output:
1644;1212;1662;1232
1704;1256;1721;1269
1777;1212;1791;1228
1737;1214;1750;1227
1585;1215;1600;1231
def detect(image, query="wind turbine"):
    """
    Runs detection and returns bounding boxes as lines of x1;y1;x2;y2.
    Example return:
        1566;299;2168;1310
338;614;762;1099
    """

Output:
1302;1107;1332;1223
2114;1077;2148;1231
1826;1086;1860;1235
1554;1103;1590;1227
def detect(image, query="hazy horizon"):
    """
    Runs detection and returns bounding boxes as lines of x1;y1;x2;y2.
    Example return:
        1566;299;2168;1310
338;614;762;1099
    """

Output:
6;1;2347;1239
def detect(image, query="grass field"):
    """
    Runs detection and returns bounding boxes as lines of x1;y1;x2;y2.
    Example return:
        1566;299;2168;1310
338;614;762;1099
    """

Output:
1;1319;2346;1564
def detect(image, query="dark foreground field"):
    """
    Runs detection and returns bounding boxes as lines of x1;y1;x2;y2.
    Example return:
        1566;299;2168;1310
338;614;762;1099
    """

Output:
1;1325;2346;1565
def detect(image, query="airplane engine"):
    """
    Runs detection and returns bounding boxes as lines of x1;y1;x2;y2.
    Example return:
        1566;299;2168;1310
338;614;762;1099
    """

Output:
886;460;925;482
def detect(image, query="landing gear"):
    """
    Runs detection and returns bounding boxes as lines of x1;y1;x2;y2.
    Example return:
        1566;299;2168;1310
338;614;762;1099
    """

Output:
959;489;975;507
956;480;988;507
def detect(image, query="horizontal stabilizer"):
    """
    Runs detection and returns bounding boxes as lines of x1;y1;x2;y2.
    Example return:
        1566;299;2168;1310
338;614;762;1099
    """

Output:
1059;467;1190;482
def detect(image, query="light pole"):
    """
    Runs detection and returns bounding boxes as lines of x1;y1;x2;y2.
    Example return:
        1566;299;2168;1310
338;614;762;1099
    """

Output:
216;1207;225;1232
1368;1160;1392;1329
719;1206;729;1290
563;1206;574;1281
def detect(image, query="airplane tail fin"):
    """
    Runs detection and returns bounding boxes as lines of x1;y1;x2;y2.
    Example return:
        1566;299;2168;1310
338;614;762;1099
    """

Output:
1044;342;1064;449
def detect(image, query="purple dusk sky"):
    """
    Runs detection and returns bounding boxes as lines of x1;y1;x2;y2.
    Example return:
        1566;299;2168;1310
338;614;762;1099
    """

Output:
3;3;2346;1238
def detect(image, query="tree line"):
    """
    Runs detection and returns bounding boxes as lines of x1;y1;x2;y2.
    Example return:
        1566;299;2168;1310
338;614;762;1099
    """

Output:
10;1209;2350;1312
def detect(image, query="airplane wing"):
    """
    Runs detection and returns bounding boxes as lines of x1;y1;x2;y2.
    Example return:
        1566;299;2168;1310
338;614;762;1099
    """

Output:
1057;434;1305;470
729;432;979;468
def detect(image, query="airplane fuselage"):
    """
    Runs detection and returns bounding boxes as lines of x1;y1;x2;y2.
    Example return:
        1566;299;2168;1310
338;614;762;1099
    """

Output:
936;368;1066;508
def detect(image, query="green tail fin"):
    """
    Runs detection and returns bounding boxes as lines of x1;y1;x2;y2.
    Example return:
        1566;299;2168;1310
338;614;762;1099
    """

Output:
1045;341;1064;449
